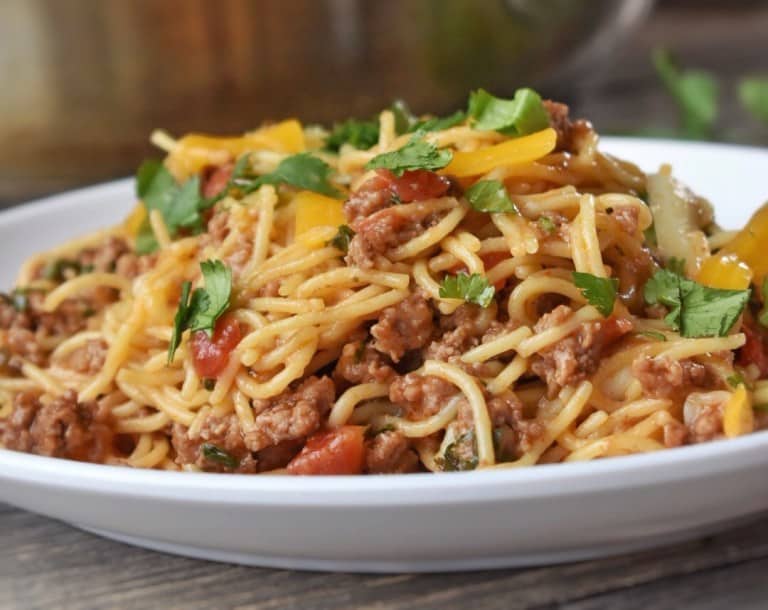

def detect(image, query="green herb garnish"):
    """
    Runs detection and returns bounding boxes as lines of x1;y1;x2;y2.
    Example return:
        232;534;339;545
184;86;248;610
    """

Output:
325;119;380;152
441;431;478;472
390;99;419;135
643;268;749;338
572;272;618;317
365;135;453;177
465;180;519;214
467;88;550;136
168;259;233;363
439;272;495;308
328;225;355;254
758;277;768;328
727;372;746;388
235;153;339;198
201;443;238;469
538;216;557;235
635;330;668;342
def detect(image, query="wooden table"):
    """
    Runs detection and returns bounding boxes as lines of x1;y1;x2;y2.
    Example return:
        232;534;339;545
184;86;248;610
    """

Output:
2;3;768;609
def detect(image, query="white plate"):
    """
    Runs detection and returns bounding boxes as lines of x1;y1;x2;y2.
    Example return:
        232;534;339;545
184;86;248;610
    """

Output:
1;138;768;573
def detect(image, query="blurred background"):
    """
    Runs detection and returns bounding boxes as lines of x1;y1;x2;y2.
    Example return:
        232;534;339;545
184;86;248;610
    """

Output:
0;0;766;206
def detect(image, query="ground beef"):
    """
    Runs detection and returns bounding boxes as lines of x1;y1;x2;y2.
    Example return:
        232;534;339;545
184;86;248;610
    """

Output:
389;373;458;419
244;376;335;452
487;391;544;458
343;173;394;223
543;100;592;153
531;305;634;396
683;391;729;443
371;293;434;362
365;430;419;474
58;339;108;375
632;355;714;399
201;162;234;199
171;414;256;473
114;251;157;279
76;236;132;273
202;210;254;275
0;390;112;462
425;304;497;363
346;202;446;269
206;209;230;243
333;341;396;386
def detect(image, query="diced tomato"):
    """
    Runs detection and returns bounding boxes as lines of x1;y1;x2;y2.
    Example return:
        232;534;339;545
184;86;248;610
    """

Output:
286;426;366;475
601;316;634;345
190;314;242;378
389;169;451;203
738;319;768;377
201;162;234;199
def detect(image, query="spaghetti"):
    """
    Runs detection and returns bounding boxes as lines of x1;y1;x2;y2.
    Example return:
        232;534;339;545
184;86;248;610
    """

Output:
1;89;766;475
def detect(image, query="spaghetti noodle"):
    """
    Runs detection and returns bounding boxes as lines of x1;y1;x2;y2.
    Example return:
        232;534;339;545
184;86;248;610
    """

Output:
1;89;766;475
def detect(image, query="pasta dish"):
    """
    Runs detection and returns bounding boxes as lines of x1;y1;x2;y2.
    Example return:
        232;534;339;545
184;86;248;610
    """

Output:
1;89;767;475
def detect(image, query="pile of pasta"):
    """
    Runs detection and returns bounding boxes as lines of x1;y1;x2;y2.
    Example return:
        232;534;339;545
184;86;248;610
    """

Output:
2;88;767;475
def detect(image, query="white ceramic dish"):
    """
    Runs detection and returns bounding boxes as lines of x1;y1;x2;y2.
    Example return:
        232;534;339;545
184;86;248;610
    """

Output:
1;138;768;573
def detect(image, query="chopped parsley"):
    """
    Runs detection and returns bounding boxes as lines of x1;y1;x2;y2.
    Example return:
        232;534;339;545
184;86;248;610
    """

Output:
538;216;557;235
726;372;746;388
325;119;380;152
467;88;550;135
439;272;495;308
327;224;355;254
42;259;87;282
464;180;519;214
390;99;419;135
201;443;238;469
168;259;233;363
653;48;718;139
440;431;478;472
572;272;618;317
234;153;340;198
365;135;453;176
739;78;768;125
412;110;466;133
643;268;749;338
135;160;209;255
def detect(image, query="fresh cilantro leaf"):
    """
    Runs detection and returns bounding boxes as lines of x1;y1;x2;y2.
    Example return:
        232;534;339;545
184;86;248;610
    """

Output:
653;48;718;139
467;88;550;135
390;99;419;135
572;272;618;317
135;160;206;254
643;269;749;337
167;260;233;363
236;153;340;197
201;443;238;469
439;272;495;308
759;276;768;328
538;216;557;234
412;110;466;133
325;119;380;152
42;259;83;282
739;78;768;125
327;225;355;253
188;260;232;335
440;431;478;472
168;280;192;363
365;136;453;176
465;180;519;214
636;330;667;342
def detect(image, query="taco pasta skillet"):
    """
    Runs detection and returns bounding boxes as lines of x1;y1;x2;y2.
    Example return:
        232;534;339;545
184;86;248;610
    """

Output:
1;88;766;475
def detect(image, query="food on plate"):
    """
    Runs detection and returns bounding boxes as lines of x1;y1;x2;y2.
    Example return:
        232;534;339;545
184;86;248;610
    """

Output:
1;88;767;475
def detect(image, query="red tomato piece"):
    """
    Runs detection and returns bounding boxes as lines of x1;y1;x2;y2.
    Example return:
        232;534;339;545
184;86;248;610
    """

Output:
201;162;234;199
739;319;768;377
390;169;451;203
191;314;242;378
286;426;366;475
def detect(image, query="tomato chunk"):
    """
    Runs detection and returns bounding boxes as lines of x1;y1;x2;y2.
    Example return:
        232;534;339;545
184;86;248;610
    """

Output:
738;318;768;377
389;169;451;203
191;314;242;378
287;426;366;475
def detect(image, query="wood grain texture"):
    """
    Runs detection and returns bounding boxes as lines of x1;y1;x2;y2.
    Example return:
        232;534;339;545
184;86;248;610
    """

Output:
2;505;768;610
3;3;768;609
